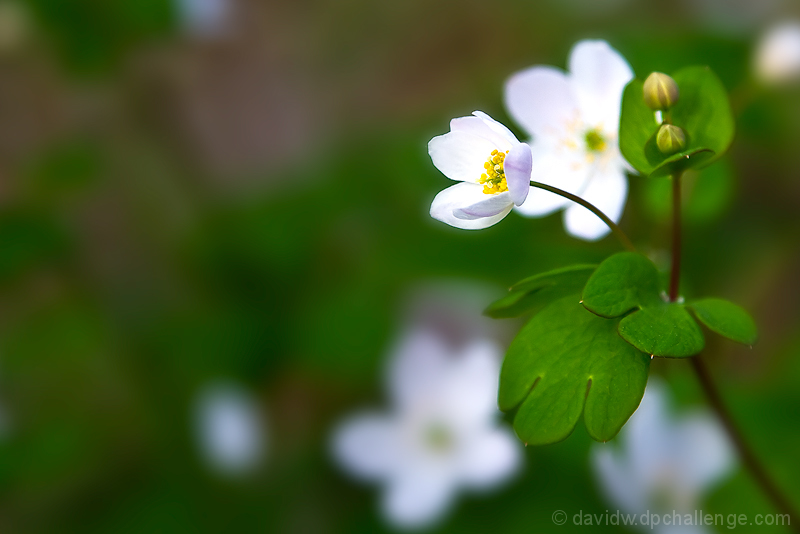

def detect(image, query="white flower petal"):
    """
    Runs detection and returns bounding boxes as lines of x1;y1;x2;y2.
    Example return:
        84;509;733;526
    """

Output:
382;468;455;529
331;412;401;481
431;183;513;230
504;143;532;206
388;330;452;411
504;65;580;142
471;110;519;146
673;414;735;494
756;22;800;85
592;446;649;514
449;115;514;151
515;142;590;217
429;130;496;183
454;190;514;219
437;338;502;426
568;40;633;129
458;427;522;489
195;383;266;476
563;165;628;241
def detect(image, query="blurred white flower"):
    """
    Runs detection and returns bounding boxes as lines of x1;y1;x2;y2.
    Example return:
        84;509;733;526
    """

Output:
332;329;523;529
755;22;800;85
504;40;634;241
592;379;734;533
195;382;266;476
429;111;533;230
175;0;232;37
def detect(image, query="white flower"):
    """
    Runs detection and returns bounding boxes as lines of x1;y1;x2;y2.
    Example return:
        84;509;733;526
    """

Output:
331;329;523;529
755;22;800;85
504;39;634;241
194;382;267;476
429;111;533;230
176;0;232;37
592;379;734;534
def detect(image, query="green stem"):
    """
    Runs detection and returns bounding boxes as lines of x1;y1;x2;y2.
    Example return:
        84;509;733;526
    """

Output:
528;181;635;252
669;172;682;302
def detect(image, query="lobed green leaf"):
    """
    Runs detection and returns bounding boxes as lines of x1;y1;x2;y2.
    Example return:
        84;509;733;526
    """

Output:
619;303;705;357
499;297;650;444
484;264;596;319
582;252;705;358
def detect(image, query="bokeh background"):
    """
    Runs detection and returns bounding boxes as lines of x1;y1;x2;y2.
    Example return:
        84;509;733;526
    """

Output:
1;0;800;532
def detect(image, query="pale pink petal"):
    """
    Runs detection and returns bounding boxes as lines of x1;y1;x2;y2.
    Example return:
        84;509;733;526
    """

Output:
453;190;513;219
429;130;496;183
504;65;581;142
563;166;628;241
504;143;532;206
568;40;633;129
431;182;513;230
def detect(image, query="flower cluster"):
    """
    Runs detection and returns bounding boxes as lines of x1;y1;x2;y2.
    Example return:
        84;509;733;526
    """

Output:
429;40;634;240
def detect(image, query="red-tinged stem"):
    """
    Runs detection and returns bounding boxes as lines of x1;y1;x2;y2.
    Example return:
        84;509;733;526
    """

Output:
669;172;682;302
690;357;800;532
529;180;635;252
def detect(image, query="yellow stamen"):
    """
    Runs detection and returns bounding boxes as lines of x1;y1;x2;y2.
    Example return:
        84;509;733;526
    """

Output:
478;149;510;195
585;129;607;152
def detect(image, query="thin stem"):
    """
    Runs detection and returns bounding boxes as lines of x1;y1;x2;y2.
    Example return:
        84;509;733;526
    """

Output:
690;357;800;532
528;180;635;252
669;172;682;302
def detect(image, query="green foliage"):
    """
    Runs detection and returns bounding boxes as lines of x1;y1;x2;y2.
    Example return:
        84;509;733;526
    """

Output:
620;66;735;177
582;253;705;357
484;264;596;318
618;302;705;357
499;296;650;444
688;298;758;345
642;161;734;225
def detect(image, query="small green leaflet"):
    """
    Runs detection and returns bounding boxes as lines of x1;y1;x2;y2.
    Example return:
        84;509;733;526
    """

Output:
484;264;596;319
582;253;757;357
619;66;734;178
499;296;650;444
688;298;757;345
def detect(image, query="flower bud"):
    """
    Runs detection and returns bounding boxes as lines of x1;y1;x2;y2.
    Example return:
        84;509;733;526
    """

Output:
656;124;686;155
643;72;680;110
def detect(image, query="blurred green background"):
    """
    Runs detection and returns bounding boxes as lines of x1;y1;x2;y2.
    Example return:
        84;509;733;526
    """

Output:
0;0;800;532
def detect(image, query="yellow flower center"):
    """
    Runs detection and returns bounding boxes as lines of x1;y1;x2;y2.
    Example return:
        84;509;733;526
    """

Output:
479;149;509;195
585;129;607;152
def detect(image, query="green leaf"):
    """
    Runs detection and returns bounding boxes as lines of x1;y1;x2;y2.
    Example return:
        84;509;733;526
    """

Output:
620;66;735;177
580;252;661;317
499;296;650;444
582;252;705;358
484;264;596;319
642;161;735;225
688;298;757;345
619;303;705;357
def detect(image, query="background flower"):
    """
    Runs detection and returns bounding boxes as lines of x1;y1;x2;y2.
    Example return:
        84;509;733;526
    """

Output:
592;379;735;533
194;382;267;477
331;328;522;529
504;40;634;241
